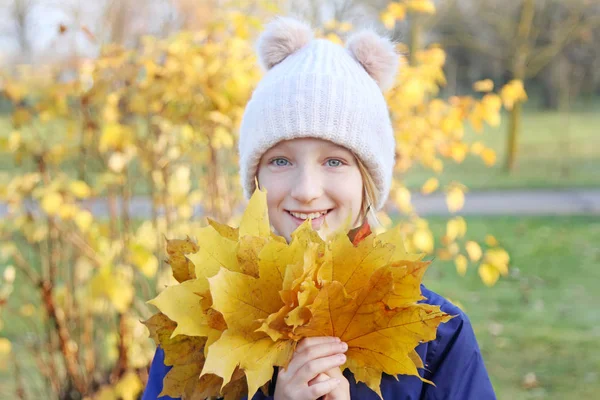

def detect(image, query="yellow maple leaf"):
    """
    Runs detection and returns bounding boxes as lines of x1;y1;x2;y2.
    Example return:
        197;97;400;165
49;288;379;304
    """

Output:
296;267;452;397
202;240;295;395
147;279;214;338
141;313;233;399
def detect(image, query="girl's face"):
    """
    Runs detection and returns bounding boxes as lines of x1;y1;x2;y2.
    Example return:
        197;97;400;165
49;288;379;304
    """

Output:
257;138;364;242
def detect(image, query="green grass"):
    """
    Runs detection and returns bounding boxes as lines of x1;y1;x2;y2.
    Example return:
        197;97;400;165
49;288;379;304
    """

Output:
403;105;600;190
423;216;600;399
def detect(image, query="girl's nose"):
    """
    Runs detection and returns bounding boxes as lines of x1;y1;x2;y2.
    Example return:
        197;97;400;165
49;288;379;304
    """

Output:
290;166;323;204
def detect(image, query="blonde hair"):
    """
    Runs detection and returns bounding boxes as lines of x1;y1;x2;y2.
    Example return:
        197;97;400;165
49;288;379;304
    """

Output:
355;157;381;228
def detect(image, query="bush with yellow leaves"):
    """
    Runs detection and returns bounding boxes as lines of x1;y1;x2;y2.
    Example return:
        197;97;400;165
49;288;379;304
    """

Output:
0;2;516;398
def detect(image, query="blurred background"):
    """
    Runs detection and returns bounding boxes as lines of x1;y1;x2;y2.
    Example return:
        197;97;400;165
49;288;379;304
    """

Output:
0;0;598;399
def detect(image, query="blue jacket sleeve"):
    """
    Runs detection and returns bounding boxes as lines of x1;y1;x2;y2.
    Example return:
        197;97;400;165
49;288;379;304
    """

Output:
420;287;496;400
142;347;178;400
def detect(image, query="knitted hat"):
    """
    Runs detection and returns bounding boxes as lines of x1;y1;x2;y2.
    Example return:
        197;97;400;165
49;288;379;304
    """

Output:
238;17;399;210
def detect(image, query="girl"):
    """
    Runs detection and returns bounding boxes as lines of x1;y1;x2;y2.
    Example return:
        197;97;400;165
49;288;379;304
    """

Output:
143;17;496;400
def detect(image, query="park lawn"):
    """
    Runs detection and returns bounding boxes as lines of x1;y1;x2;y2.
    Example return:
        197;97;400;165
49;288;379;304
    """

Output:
1;216;599;399
422;216;600;400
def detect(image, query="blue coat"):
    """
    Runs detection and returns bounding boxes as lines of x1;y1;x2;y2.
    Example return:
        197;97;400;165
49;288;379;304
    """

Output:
142;285;496;400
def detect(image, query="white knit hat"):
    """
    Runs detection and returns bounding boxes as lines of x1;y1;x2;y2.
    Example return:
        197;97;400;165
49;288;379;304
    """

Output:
238;17;399;210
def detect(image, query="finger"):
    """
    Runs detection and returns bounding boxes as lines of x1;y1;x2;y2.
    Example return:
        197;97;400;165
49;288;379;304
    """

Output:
296;353;347;383
305;377;340;399
322;366;345;380
308;372;329;386
295;336;340;353
286;341;347;377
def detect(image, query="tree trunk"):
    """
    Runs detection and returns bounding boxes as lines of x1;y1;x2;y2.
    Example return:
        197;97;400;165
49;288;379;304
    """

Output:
409;14;422;66
505;101;522;172
504;0;534;172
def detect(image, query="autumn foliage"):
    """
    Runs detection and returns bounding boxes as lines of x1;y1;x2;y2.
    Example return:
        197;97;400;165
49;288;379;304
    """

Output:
145;189;452;399
0;2;516;398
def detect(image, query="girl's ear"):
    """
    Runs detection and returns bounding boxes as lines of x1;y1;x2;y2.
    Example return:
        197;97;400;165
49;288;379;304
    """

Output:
346;29;400;91
256;16;313;71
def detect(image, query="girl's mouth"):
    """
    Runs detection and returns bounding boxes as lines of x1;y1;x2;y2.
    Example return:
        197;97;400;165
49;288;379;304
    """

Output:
286;209;332;229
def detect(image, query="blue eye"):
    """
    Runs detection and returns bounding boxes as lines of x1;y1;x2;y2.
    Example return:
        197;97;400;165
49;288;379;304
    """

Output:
271;158;290;167
326;159;343;167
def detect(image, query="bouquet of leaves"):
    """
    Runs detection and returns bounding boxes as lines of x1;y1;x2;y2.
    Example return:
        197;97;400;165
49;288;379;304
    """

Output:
144;189;453;399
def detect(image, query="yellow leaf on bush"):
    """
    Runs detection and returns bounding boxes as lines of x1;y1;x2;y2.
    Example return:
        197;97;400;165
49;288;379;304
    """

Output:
0;338;11;354
339;22;353;32
129;243;158;277
381;12;396;30
421;177;439;194
473;79;494;92
485;234;499;247
114;371;143;400
478;263;500;287
500;80;528;110
465;241;482;262
450;143;468;163
12;108;32;127
446;217;466;241
41;192;63;215
406;0;436;14
481;148;497;166
211;126;234;149
324;32;341;45
381;3;406;29
69;180;92;199
99;123;132;152
89;265;133;313
446;186;465;213
394;186;413;213
471;141;485;155
484;248;510;276
412;228;434;253
74;210;93;232
454;254;468;276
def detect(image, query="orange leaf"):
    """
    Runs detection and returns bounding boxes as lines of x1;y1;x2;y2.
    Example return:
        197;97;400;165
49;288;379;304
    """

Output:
347;219;372;245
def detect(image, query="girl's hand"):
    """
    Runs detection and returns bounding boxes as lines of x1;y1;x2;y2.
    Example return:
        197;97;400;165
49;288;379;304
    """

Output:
308;367;350;400
274;336;349;400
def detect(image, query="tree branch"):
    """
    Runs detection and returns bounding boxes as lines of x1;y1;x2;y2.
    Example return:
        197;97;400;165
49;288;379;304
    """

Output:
527;14;600;77
439;32;506;60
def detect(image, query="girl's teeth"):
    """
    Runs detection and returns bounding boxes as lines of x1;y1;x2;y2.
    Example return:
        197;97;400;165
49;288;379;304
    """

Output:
290;211;326;220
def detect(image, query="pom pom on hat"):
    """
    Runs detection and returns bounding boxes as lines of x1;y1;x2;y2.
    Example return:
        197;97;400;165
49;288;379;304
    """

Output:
256;16;313;71
346;29;399;91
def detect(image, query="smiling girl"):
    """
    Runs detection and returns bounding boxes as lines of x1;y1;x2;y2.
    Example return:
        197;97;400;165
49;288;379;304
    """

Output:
143;16;496;400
